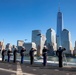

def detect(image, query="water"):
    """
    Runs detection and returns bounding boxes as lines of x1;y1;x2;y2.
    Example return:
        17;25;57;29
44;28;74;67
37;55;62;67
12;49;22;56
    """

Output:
0;52;76;67
16;54;76;66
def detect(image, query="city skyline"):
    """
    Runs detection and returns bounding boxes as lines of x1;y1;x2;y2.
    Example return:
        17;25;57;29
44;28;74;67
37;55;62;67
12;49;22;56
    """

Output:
57;7;63;48
0;0;76;47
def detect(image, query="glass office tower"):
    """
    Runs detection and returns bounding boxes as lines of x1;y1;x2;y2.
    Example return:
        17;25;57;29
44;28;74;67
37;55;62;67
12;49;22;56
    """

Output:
56;9;63;49
46;28;57;55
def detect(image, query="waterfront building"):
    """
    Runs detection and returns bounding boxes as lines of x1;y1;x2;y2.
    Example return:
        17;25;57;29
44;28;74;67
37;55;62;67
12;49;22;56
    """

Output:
46;28;57;55
56;8;63;49
32;30;46;56
61;29;73;54
0;41;4;50
17;40;24;46
23;42;36;55
74;41;76;50
73;41;76;55
32;30;41;43
40;34;46;55
17;40;24;52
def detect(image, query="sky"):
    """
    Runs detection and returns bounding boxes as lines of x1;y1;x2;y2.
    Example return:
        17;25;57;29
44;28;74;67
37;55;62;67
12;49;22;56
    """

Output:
0;0;76;47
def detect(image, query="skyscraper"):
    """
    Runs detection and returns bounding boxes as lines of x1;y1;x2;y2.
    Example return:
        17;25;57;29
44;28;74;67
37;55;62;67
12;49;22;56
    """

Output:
46;28;57;55
32;30;41;43
57;8;63;49
74;41;76;50
73;41;76;55
32;30;46;56
61;29;73;54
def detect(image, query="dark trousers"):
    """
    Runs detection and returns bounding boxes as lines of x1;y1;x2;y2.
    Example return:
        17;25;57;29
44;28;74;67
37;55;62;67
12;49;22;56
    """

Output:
21;56;24;64
30;56;34;65
2;55;4;61
13;55;16;63
59;57;63;67
8;55;10;62
43;56;47;66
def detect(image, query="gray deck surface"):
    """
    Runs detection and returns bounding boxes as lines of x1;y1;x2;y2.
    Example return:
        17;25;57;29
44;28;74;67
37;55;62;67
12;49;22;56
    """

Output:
0;61;76;75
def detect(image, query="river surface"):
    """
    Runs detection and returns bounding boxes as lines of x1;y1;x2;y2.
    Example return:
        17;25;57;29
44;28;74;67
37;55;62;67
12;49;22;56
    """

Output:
0;52;76;66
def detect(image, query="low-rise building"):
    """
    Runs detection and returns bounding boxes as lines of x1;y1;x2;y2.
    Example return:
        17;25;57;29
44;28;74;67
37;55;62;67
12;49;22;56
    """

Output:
17;40;24;52
23;42;37;55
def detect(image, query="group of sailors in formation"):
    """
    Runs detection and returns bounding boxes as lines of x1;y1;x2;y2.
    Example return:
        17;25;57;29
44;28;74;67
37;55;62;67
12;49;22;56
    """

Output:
1;46;66;68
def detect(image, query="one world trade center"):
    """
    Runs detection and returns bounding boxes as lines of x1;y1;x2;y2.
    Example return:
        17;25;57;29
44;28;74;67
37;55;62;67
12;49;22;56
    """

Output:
56;8;63;49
